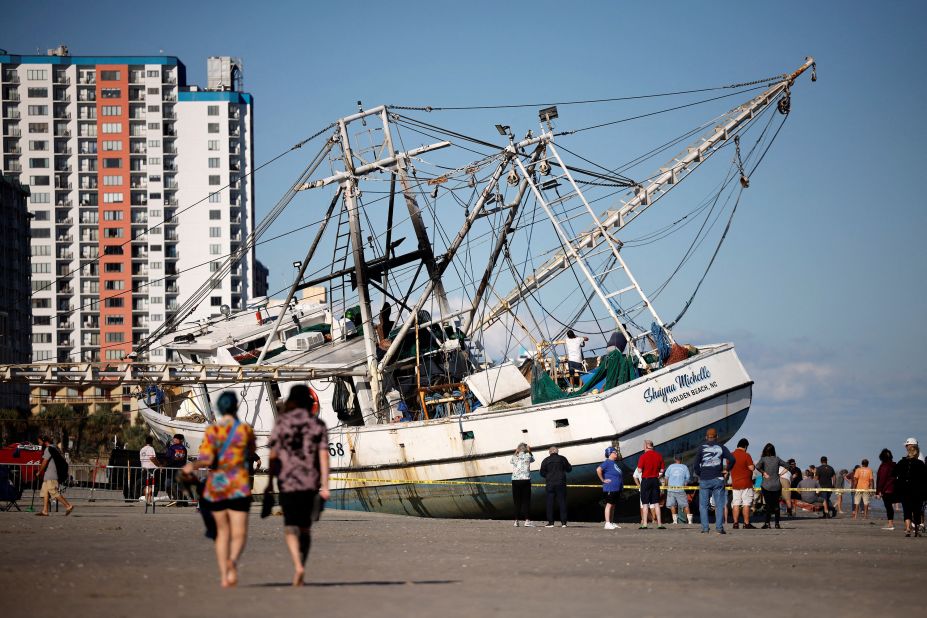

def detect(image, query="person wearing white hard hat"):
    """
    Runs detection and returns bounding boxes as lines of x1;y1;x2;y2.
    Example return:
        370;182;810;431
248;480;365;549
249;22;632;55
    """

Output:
892;438;926;537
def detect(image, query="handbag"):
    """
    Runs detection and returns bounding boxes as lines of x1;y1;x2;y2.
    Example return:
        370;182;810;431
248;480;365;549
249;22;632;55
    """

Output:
260;476;276;519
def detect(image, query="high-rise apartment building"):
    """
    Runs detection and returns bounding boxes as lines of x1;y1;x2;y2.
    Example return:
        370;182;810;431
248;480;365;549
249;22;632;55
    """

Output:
0;175;32;412
1;48;256;370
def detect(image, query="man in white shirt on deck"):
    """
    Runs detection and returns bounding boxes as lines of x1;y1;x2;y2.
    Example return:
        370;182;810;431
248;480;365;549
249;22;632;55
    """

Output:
564;330;588;387
140;436;159;505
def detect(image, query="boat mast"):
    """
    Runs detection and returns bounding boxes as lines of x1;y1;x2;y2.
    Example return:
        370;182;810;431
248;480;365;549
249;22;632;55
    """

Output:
474;57;816;335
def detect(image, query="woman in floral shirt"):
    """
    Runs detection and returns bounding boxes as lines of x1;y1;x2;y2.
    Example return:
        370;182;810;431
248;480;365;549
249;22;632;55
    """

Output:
183;391;256;588
511;442;535;527
268;384;330;587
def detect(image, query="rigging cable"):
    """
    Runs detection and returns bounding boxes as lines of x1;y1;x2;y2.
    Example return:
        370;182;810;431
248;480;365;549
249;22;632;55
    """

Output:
386;74;786;111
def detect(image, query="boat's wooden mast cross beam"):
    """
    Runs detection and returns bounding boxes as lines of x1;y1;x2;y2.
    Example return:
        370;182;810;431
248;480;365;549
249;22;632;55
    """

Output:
0;363;367;387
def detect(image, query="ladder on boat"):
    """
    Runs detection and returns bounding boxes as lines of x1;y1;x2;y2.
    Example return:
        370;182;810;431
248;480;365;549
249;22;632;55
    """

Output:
511;140;671;364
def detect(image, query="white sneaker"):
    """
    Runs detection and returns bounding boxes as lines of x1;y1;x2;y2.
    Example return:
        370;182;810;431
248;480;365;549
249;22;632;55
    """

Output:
513;521;519;527
561;524;568;528
604;522;618;530
545;524;555;528
524;521;535;527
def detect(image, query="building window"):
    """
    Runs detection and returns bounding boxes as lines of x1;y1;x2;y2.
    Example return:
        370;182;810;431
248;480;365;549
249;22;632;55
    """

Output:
149;227;161;235
207;123;220;133
31;244;51;256
208;175;221;186
209;210;221;220
209;192;221;203
29;122;49;133
30;175;50;185
211;297;223;306
29;157;49;168
103;192;124;203
102;122;123;133
32;211;49;221
32;298;51;309
31;280;52;293
147;87;160;95
104;298;124;308
208;140;220;151
103;158;122;168
150;314;163;322
147;105;160;112
27;69;48;80
102;105;122;116
146;70;160;78
148;156;161;165
209;227;221;237
27;87;49;97
103;227;124;238
209;244;221;255
101;88;122;99
208;157;220;168
148;139;160;147
100;70;121;81
105;350;126;360
32;229;51;238
104;280;125;290
29;140;48;151
102;140;123;151
105;316;124;325
102;175;122;186
104;262;123;272
27;105;48;115
103;210;124;220
147;122;160;130
32;333;53;344
31;262;51;274
150;296;163;304
31;192;50;204
207;105;220;116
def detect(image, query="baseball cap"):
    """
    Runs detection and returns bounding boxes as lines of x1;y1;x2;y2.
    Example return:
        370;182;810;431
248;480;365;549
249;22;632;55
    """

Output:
904;437;918;447
605;447;618;457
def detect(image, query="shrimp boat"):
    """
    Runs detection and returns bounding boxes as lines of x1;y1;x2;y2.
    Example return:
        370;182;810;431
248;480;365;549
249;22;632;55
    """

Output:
136;58;816;518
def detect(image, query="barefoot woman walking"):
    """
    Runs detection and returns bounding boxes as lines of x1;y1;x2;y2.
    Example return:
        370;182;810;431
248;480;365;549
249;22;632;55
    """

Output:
183;391;256;587
268;385;331;586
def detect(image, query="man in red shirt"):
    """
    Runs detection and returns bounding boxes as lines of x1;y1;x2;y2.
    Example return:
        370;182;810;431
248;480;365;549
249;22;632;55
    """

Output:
730;438;756;529
635;439;665;529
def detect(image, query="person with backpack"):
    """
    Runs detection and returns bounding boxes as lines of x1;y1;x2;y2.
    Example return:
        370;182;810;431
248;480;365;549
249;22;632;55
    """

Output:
35;435;73;517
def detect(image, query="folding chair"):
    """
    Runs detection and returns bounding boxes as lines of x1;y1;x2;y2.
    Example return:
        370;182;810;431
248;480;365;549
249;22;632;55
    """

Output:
0;467;22;512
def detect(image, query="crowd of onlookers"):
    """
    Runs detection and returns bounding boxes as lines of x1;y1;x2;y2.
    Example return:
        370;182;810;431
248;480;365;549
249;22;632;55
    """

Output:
512;430;927;537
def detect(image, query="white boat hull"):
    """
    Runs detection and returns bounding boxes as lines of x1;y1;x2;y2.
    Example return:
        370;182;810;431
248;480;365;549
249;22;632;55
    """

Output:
139;343;751;518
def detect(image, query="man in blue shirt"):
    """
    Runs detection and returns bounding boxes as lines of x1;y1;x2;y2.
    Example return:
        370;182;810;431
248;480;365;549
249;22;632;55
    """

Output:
692;427;736;534
664;454;691;525
596;447;623;530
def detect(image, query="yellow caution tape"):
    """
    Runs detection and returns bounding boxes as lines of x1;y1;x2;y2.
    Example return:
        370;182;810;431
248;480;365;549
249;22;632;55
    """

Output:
330;476;876;493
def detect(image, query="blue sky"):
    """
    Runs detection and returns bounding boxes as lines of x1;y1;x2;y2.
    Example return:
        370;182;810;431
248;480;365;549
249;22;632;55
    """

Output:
6;0;927;469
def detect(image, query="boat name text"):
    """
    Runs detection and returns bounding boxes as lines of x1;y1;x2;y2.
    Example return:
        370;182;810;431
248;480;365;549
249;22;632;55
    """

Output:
642;366;718;404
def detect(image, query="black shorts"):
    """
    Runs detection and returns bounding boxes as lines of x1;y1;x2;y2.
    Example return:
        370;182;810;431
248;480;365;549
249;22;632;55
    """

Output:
604;491;621;505
640;477;661;505
279;490;319;528
206;496;253;512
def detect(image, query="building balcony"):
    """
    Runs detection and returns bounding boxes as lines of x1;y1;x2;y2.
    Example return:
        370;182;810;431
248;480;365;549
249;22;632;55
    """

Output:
56;199;72;207
57;250;73;259
57;339;72;348
55;181;73;190
53;74;70;85
76;93;94;102
5;127;21;137
54;110;71;120
56;93;73;103
3;109;20;119
55;145;72;155
56;217;73;225
2;72;19;83
6;161;21;172
3;92;21;102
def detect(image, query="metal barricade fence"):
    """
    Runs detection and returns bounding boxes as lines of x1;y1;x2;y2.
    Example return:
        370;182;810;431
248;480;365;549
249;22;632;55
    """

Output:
0;462;205;511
